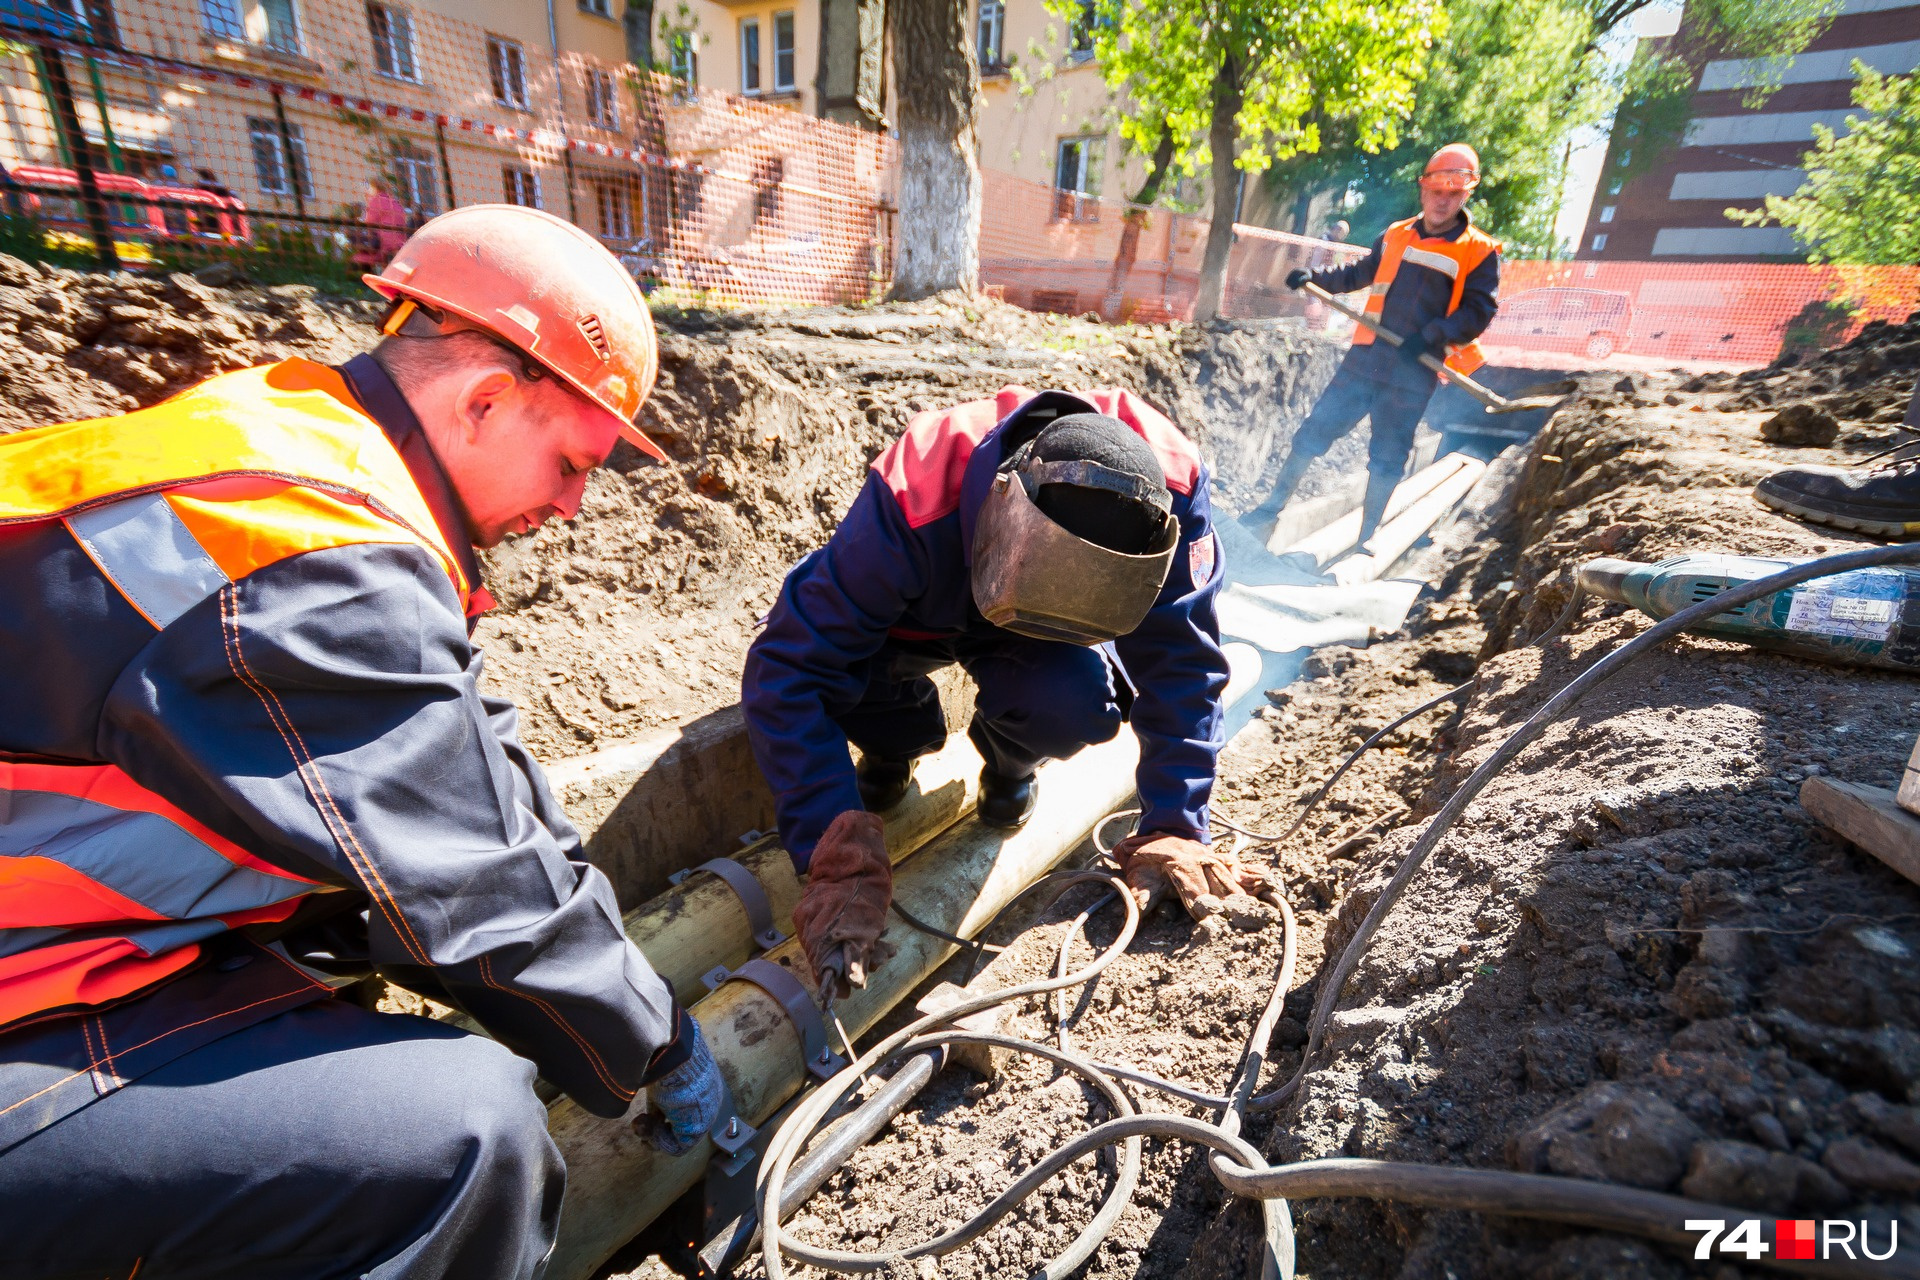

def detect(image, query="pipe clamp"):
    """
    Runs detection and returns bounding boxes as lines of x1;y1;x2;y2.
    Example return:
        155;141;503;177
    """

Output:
717;957;847;1081
669;856;787;952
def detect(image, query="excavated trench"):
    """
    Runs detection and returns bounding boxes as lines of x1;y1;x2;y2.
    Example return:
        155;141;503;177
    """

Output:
31;258;1920;1279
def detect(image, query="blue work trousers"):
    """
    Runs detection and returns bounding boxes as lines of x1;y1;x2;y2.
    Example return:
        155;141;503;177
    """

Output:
0;999;562;1280
837;632;1128;781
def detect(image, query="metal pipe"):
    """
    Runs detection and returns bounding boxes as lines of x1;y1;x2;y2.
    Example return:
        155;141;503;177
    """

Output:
698;1047;944;1275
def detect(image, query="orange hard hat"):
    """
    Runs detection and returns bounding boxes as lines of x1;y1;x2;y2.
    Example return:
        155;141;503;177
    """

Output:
364;204;665;460
1420;143;1481;193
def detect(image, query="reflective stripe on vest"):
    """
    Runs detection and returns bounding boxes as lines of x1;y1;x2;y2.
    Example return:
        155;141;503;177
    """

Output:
1352;216;1502;375
0;358;457;1028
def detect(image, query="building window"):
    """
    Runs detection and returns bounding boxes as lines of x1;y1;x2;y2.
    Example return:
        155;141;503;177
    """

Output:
772;11;795;92
248;116;311;197
1054;134;1103;220
597;180;632;238
200;0;246;40
392;150;438;217
1591;232;1608;252
489;36;529;109
977;0;1004;67
1068;0;1095;59
668;31;698;89
260;0;301;52
503;164;541;208
586;66;619;128
739;18;761;93
367;2;418;81
1599;204;1615;223
579;0;612;15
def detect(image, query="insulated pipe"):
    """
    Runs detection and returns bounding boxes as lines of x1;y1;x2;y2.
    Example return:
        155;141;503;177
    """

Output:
545;728;1146;1280
628;733;985;1003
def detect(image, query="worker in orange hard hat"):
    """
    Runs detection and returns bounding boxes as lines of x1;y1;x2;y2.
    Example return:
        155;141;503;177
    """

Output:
1252;143;1503;549
0;205;721;1278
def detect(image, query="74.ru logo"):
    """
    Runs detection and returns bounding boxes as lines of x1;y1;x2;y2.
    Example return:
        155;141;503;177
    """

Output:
1686;1218;1899;1261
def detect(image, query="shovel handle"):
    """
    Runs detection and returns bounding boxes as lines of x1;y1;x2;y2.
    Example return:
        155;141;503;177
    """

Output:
1302;280;1516;413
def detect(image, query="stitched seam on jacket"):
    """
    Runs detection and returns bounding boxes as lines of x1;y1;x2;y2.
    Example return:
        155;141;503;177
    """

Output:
218;588;431;966
476;953;633;1102
93;1014;120;1084
0;989;317;1120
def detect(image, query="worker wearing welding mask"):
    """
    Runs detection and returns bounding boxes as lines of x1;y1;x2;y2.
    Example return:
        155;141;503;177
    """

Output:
1249;143;1502;548
744;389;1277;996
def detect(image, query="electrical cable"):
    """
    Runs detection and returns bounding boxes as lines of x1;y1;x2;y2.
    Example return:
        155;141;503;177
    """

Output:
749;545;1920;1280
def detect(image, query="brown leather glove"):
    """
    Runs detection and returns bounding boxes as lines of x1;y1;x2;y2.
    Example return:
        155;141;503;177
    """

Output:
1110;830;1279;920
792;810;897;999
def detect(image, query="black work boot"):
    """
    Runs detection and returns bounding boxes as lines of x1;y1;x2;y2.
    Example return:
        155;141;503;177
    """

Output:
856;755;915;812
978;766;1038;829
1754;457;1920;539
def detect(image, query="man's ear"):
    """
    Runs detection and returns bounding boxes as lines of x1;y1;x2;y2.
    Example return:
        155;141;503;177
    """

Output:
452;368;519;443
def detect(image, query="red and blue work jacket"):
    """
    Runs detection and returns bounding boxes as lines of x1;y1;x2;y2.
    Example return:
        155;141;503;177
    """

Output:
742;386;1228;865
0;355;688;1153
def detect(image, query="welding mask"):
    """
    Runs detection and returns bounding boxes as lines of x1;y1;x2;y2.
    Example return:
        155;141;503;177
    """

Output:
971;451;1180;645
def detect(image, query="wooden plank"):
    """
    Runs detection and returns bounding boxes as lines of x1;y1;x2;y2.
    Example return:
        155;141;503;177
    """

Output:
1801;776;1920;886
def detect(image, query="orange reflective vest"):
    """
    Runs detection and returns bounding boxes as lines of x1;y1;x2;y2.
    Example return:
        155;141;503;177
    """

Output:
1350;215;1503;375
0;358;476;1029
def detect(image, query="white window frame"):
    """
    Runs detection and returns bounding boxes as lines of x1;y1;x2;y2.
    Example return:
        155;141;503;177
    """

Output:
503;164;541;208
772;11;796;92
393;151;439;216
1590;232;1609;252
579;0;613;15
668;32;697;87
1054;134;1103;220
586;66;619;129
1599;204;1616;223
597;180;632;238
488;35;529;110
259;0;301;52
976;0;1004;67
247;116;311;197
1068;0;1095;60
367;2;419;82
739;17;761;94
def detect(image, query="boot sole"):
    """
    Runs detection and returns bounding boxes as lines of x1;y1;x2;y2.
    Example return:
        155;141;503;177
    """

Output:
1755;486;1920;540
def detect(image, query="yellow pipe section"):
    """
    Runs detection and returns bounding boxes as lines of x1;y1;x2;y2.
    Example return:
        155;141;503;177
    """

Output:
545;728;1144;1280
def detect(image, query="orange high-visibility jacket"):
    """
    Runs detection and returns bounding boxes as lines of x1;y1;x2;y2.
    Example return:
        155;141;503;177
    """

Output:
0;357;686;1149
1349;215;1503;375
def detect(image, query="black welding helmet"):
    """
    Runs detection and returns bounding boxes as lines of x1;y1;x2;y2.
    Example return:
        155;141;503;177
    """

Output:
971;413;1180;645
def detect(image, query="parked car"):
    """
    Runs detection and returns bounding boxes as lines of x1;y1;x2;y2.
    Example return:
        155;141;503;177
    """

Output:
1483;286;1633;359
9;163;249;245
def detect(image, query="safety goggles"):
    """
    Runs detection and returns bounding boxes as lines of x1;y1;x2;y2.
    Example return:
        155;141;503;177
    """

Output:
1419;169;1479;193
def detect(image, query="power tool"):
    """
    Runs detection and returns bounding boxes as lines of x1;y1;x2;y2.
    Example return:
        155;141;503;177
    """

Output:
1577;553;1920;675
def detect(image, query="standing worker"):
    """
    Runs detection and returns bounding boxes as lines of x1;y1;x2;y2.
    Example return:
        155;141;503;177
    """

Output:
0;206;724;1279
1245;144;1502;548
742;388;1277;996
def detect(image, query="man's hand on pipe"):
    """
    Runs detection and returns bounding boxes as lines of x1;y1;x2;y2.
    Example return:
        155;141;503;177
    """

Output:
638;1021;724;1155
793;810;896;1000
1110;831;1279;921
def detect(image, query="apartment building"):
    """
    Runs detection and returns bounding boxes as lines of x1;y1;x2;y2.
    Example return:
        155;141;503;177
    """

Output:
1577;0;1920;261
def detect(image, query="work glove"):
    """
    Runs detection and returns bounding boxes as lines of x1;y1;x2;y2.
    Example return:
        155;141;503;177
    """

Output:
641;1019;723;1155
1110;830;1280;921
792;810;897;1000
1420;319;1452;347
1394;333;1433;368
1285;268;1311;291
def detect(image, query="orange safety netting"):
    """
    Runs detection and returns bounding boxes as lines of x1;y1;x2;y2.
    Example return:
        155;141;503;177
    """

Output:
0;0;894;306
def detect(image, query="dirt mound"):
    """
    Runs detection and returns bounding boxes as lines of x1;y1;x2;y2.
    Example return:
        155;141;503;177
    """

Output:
1185;368;1920;1275
0;266;1347;758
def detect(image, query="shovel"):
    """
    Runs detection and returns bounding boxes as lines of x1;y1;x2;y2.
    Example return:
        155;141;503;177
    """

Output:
1304;281;1577;415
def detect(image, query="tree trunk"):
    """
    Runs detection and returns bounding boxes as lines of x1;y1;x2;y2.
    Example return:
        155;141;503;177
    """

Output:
887;0;981;300
622;1;654;68
1102;129;1176;319
1191;54;1244;323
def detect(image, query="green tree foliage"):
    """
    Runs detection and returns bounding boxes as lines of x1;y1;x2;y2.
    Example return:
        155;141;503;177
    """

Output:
1052;0;1444;318
1731;64;1920;264
1265;0;1837;255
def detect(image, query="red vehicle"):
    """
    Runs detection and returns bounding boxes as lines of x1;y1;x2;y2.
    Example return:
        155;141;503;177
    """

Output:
1483;286;1634;360
9;163;250;245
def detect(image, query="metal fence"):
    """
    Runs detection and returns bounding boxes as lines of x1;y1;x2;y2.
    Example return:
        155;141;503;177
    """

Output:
0;0;895;304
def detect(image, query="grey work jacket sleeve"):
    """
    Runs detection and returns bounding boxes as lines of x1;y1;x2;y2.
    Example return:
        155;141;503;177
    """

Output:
99;542;685;1117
